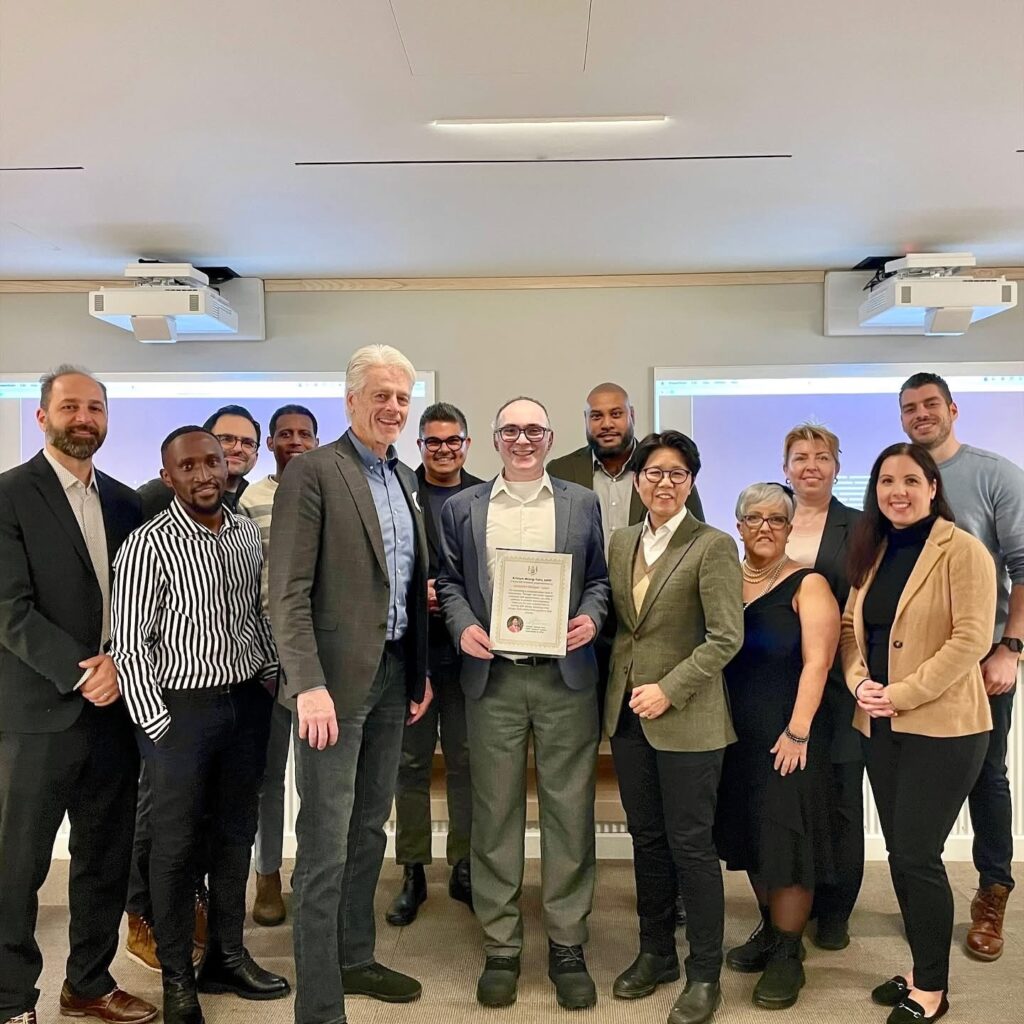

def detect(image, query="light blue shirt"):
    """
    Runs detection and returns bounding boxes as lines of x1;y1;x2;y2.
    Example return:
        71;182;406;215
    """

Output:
348;429;416;640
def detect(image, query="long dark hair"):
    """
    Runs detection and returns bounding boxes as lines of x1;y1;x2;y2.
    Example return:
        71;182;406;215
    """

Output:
846;442;955;587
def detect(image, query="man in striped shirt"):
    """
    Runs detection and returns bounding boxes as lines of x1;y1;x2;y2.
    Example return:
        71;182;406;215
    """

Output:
238;404;319;927
110;426;288;1024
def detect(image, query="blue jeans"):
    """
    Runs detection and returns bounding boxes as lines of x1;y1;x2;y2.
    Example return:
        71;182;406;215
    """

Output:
291;645;408;1024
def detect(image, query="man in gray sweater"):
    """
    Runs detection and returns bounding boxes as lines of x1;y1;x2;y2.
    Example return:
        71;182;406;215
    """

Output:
899;371;1024;962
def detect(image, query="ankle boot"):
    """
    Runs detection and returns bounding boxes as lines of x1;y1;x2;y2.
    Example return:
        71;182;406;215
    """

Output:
252;870;286;927
753;930;806;1009
385;864;427;926
726;904;774;972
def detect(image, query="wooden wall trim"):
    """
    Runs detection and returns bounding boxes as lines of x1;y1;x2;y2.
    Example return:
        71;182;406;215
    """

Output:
1;268;1021;294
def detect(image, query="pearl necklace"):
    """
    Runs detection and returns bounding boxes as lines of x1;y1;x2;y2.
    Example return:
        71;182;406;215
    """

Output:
742;555;789;605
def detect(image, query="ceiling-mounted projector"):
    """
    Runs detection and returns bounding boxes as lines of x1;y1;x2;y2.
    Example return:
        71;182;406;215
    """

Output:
824;253;1018;337
89;263;265;343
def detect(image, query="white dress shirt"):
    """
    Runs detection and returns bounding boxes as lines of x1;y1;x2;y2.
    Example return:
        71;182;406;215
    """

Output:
486;472;557;585
640;505;689;566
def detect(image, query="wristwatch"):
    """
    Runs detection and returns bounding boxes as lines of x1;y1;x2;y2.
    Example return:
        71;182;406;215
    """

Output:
997;636;1023;655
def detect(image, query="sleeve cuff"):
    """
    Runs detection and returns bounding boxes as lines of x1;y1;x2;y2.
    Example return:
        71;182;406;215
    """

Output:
140;711;171;744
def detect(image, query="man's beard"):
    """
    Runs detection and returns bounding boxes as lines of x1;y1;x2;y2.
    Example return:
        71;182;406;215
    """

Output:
588;425;635;460
48;425;104;460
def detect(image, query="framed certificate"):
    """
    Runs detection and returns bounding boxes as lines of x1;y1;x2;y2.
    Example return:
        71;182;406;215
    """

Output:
489;549;573;656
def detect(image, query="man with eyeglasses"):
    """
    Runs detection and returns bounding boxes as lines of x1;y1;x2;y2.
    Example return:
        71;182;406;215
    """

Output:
436;396;609;1010
385;402;483;927
125;404;262;973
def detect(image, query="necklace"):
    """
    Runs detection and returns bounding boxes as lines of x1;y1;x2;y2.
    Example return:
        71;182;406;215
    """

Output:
743;555;789;605
742;554;787;583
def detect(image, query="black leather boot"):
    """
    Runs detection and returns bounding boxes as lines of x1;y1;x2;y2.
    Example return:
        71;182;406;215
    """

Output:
752;930;806;1009
162;979;204;1024
385;864;427;926
449;858;473;909
196;945;290;1000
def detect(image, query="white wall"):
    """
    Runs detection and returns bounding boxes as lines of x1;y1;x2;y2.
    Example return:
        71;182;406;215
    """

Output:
3;283;1021;860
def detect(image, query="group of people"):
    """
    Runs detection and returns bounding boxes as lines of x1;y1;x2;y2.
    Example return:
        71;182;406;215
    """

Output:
0;351;1020;1024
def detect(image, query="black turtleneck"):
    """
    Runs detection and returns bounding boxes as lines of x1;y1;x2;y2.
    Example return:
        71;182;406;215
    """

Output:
862;515;937;685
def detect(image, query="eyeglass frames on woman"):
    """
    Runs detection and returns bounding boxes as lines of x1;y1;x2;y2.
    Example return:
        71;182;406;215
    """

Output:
639;467;692;485
419;435;466;452
494;425;550;443
740;514;790;530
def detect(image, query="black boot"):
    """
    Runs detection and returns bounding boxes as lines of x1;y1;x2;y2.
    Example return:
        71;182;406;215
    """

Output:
196;945;290;1000
449;858;473;909
752;930;806;1009
162;979;204;1024
726;904;774;972
385;864;427;926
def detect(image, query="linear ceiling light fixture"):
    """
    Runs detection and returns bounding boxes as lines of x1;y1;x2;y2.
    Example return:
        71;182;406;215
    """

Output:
0;165;84;171
431;115;668;128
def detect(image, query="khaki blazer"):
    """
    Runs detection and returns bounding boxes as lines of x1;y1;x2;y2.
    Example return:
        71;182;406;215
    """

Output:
840;517;995;739
605;514;743;752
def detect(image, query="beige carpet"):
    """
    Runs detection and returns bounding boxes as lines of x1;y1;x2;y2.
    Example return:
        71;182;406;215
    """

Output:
35;859;1024;1024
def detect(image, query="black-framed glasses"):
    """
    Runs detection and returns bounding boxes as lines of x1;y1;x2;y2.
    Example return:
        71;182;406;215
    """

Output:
741;513;790;530
215;433;259;452
419;435;466;453
639;467;691;485
495;425;550;443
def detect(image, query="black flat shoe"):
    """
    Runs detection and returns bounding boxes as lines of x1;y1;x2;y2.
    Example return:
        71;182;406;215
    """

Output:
871;976;910;1007
812;916;850;950
887;994;949;1024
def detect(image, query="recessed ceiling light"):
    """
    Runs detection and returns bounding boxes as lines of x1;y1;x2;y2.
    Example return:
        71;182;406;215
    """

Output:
431;115;668;128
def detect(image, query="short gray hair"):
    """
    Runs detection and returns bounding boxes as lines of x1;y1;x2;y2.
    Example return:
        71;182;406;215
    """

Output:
345;345;416;396
39;364;107;410
735;482;795;521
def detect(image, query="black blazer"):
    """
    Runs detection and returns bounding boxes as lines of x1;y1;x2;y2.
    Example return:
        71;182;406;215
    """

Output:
0;452;142;733
547;444;705;524
812;496;862;762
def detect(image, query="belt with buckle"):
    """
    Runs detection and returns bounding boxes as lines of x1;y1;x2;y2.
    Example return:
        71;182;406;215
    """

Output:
509;655;554;668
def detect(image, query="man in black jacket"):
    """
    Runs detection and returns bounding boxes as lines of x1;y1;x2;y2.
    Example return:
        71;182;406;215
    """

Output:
0;366;154;1024
386;402;483;926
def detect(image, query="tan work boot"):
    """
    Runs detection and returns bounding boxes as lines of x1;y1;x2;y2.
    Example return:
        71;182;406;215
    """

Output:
966;883;1011;961
125;913;161;972
253;870;287;926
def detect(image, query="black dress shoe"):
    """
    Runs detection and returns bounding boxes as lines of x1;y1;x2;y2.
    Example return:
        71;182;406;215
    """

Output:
813;916;850;950
752;933;805;1010
887;994;949;1023
342;962;422;1003
668;981;721;1024
162;981;205;1024
871;976;910;1007
477;957;520;1007
196;947;290;1001
675;891;688;929
386;864;427;926
548;942;597;1009
449;858;473;909
612;952;680;999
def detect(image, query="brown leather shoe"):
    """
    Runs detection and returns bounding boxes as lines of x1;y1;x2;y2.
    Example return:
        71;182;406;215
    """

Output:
124;914;160;973
5;1010;38;1024
966;883;1011;961
59;984;158;1023
252;870;286;926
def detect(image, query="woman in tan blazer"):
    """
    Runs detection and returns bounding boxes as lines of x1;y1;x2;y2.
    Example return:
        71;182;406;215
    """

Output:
841;442;995;1024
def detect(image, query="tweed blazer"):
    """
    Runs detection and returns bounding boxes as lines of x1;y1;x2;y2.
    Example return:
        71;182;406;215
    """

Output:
268;431;429;714
605;514;743;751
840;517;996;739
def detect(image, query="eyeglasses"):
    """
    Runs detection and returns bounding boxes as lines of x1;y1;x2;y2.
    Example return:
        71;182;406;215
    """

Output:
639;467;692;485
215;433;259;452
495;425;550;443
419;435;466;452
740;514;790;530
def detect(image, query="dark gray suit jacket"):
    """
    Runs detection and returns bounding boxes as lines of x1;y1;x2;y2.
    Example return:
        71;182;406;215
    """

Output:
435;476;610;699
547;444;705;524
268;432;429;714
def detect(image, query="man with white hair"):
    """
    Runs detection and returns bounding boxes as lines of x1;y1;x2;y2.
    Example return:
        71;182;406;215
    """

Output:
269;345;432;1024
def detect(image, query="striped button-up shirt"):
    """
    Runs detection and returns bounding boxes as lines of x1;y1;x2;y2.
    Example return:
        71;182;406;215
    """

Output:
110;498;277;742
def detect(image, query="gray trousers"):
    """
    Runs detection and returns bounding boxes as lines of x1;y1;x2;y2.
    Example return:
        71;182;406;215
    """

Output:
465;658;599;957
254;701;293;876
394;657;471;866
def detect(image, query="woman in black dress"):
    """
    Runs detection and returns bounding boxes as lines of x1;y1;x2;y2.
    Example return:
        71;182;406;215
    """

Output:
715;482;840;1010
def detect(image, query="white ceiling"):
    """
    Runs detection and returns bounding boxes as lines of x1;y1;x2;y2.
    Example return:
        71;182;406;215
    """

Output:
1;0;1022;278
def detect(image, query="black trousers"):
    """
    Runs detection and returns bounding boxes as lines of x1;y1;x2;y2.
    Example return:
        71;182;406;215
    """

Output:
0;703;138;1018
812;760;865;924
968;685;1016;890
611;702;725;983
863;721;987;991
140;680;272;982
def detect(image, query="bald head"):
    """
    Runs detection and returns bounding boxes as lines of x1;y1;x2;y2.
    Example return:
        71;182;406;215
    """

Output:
585;382;635;460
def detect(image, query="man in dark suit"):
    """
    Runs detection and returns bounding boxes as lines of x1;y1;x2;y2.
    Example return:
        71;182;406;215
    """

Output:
436;396;610;1010
0;366;155;1024
386;402;482;926
269;345;432;1024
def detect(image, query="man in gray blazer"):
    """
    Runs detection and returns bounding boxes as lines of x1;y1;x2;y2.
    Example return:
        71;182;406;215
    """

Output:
269;345;432;1024
436;396;610;1011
